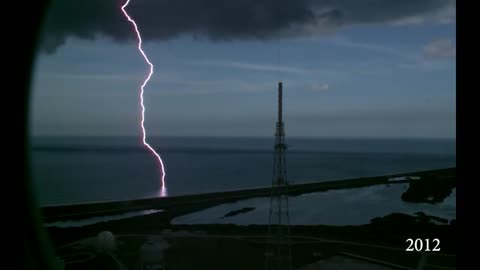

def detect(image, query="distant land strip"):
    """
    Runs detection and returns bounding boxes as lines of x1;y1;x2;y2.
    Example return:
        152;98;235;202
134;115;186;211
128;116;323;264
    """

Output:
40;167;455;223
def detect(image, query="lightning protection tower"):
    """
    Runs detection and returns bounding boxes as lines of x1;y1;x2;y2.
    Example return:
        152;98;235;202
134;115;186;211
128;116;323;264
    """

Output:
265;82;292;270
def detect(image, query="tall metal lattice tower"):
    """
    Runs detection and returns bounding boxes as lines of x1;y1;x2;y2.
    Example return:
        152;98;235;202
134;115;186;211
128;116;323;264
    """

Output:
265;82;292;270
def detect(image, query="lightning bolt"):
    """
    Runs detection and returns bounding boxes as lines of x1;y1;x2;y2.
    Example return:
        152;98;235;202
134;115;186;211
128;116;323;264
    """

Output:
121;0;166;190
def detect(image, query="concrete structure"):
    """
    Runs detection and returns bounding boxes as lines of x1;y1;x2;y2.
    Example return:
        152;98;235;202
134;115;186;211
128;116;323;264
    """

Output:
138;237;169;270
95;231;116;253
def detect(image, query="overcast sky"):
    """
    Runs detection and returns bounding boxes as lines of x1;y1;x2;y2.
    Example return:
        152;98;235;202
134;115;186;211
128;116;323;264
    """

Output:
30;0;456;138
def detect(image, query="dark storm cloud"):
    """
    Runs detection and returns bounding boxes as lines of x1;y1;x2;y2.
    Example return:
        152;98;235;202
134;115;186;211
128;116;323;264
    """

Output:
40;0;455;53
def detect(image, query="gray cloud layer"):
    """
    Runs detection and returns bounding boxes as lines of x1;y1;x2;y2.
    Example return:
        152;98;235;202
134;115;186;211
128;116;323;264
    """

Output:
424;39;456;59
40;0;455;53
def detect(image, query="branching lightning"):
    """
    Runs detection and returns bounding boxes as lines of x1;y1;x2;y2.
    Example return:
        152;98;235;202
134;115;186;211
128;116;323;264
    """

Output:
121;0;166;188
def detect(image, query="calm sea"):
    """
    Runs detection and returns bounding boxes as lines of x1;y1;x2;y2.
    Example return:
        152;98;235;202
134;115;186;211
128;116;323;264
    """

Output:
29;136;456;206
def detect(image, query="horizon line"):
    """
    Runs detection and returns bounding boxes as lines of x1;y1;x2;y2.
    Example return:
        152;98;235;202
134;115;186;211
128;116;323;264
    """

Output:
29;134;456;140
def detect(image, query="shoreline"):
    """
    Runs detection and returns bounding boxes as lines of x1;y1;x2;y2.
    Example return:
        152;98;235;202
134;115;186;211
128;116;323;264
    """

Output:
41;167;455;223
44;167;456;268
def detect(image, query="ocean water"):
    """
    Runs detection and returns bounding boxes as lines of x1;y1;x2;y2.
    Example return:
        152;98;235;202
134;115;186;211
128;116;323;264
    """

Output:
29;136;456;206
